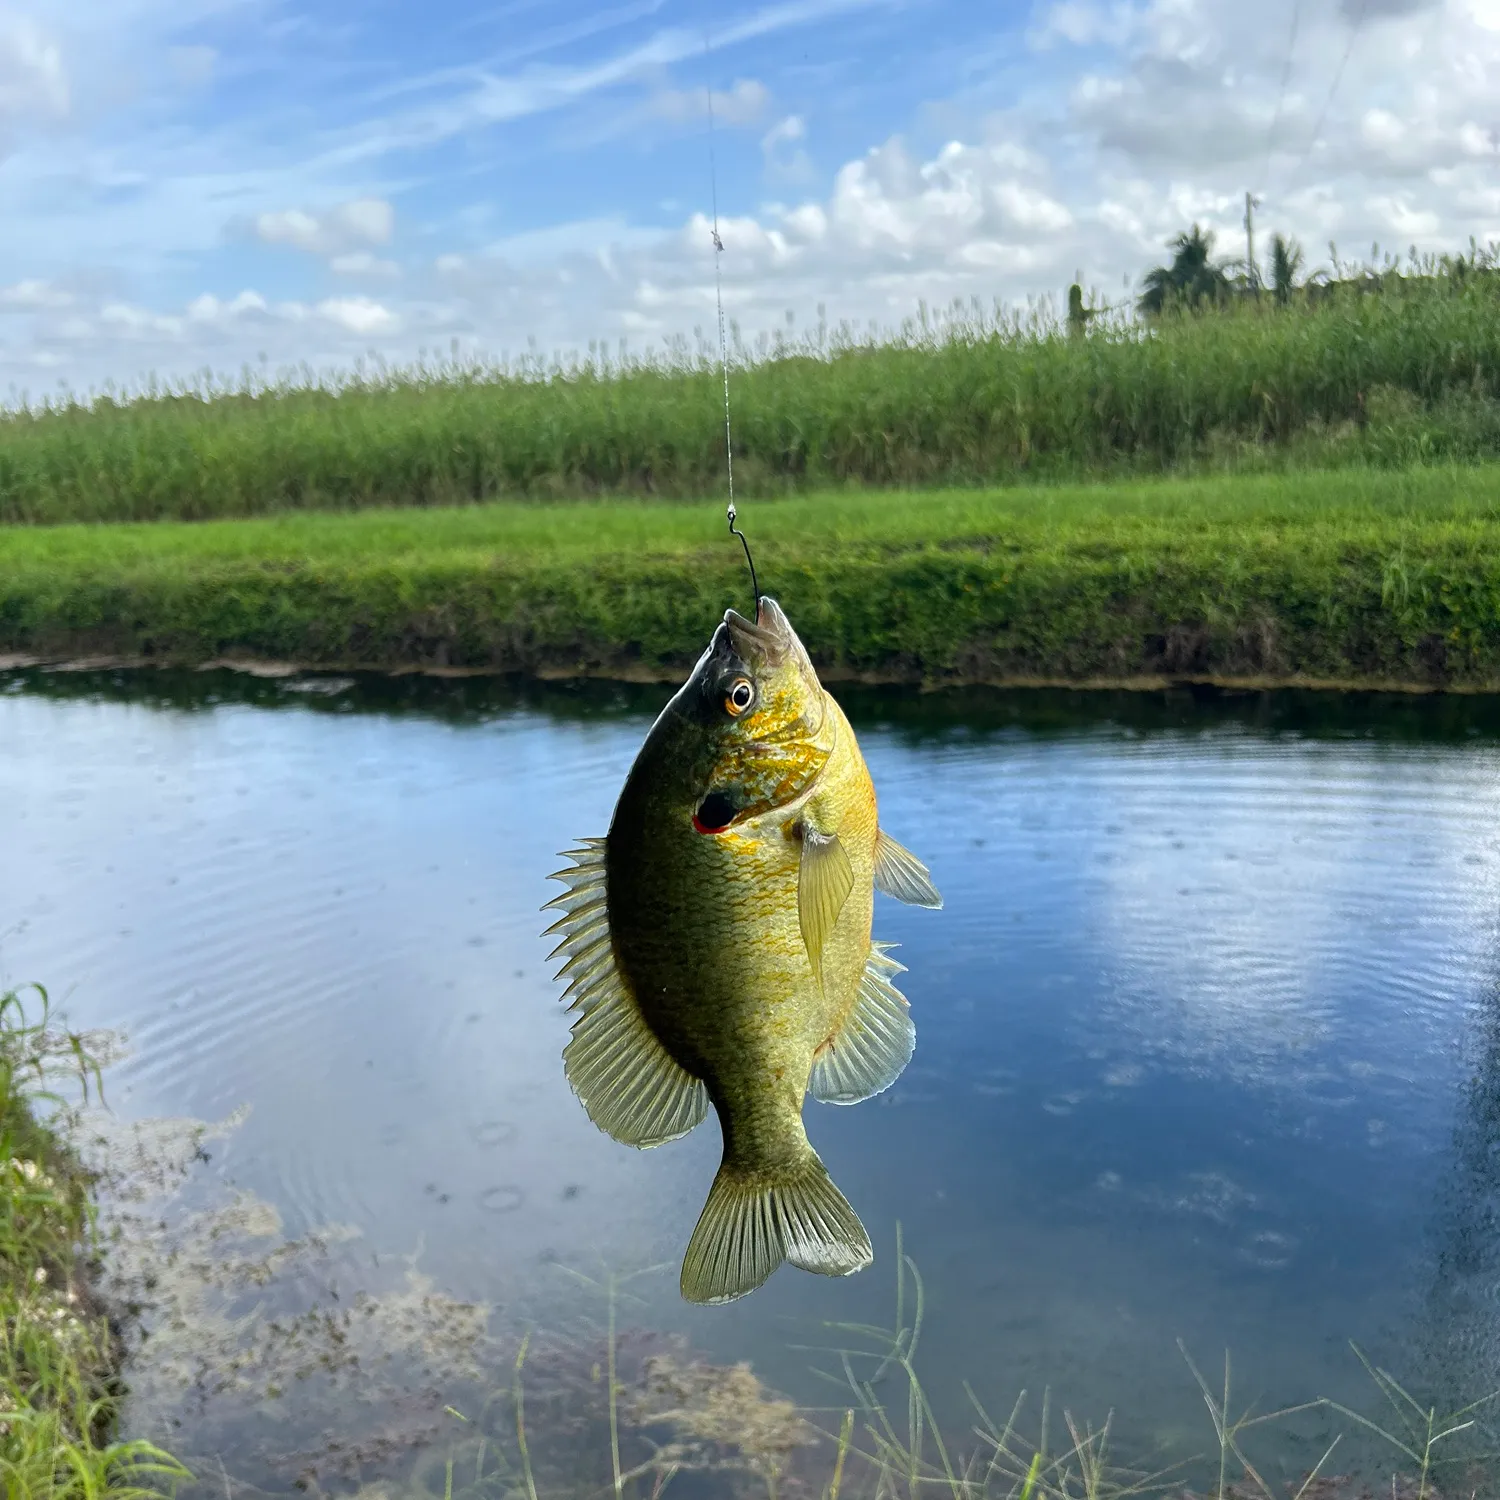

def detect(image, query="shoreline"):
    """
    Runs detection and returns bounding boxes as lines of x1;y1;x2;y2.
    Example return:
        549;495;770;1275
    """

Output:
3;649;1496;697
0;987;190;1494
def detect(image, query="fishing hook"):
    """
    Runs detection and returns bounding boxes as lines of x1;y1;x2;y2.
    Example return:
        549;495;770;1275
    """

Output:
728;505;759;612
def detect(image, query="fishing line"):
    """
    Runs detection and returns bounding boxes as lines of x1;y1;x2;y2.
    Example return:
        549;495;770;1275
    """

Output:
703;34;760;615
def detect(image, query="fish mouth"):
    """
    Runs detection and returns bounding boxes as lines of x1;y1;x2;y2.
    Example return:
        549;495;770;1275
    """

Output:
724;597;791;667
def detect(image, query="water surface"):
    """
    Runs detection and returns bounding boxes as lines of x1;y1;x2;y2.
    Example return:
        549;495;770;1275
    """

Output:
3;669;1500;1490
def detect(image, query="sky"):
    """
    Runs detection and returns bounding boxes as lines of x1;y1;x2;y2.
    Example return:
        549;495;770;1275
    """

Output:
0;0;1497;400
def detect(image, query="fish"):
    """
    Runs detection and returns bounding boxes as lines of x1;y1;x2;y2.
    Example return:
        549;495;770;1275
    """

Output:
543;596;941;1305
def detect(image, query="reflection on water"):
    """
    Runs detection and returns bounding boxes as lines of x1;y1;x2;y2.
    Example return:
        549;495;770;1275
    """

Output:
3;667;1500;1490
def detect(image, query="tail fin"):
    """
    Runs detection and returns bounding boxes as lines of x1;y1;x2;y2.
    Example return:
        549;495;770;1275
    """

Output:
679;1150;873;1305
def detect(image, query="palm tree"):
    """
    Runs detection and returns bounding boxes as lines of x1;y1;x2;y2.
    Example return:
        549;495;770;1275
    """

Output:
1268;233;1305;306
1066;280;1097;339
1137;225;1233;317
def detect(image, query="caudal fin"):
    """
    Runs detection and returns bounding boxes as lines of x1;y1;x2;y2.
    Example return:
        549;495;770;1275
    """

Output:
679;1151;873;1305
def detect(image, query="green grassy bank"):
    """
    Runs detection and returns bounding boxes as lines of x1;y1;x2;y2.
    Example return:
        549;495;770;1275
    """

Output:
0;986;188;1497
3;264;1500;523
4;465;1500;689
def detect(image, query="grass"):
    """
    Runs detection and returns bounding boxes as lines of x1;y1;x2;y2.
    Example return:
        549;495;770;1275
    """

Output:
4;465;1500;687
2;256;1500;524
0;984;190;1498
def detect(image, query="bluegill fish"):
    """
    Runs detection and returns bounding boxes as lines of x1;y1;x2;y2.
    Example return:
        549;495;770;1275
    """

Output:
544;598;940;1304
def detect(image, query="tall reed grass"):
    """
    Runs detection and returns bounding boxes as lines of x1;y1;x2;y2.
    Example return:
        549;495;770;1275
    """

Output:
2;251;1498;525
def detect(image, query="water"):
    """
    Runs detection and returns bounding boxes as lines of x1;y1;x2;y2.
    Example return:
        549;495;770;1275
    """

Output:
4;667;1500;1492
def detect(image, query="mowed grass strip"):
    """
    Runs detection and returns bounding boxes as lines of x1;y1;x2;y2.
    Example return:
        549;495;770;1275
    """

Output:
4;465;1500;686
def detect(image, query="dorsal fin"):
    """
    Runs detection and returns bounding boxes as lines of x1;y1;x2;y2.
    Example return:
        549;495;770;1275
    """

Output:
544;841;708;1148
809;941;915;1104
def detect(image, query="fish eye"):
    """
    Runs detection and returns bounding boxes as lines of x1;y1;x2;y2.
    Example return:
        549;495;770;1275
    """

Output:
724;678;755;716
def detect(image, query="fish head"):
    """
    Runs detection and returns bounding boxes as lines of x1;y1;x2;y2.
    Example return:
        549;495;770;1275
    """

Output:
680;596;833;832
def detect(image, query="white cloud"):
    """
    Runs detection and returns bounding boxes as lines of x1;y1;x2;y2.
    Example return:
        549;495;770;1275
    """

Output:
1027;0;1137;49
993;181;1074;233
0;278;72;310
329;251;400;277
761;113;814;183
99;302;182;339
1458;122;1500;156
761;113;804;153
316;295;396;334
1367;193;1443;237
806;138;1073;257
650;78;769;127
0;16;69;125
186;290;270;323
254;198;395;256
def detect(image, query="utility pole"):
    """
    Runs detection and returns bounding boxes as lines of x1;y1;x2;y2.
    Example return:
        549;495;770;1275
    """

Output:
1244;191;1262;295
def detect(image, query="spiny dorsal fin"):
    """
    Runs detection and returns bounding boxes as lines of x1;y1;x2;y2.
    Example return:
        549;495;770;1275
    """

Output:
799;828;853;983
873;829;943;909
810;941;915;1104
678;1149;872;1304
545;842;708;1148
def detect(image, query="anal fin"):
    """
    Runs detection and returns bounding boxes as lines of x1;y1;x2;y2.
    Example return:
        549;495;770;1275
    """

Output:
874;829;943;909
810;941;915;1104
546;842;708;1148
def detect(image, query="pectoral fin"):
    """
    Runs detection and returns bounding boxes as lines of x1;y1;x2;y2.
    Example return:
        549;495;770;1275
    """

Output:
874;828;943;909
799;828;854;982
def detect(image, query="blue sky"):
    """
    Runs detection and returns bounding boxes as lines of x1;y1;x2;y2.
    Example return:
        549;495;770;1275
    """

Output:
1;0;1497;397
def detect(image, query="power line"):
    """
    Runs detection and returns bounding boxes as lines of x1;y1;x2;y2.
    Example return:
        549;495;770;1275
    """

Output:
1276;0;1368;200
1257;0;1302;195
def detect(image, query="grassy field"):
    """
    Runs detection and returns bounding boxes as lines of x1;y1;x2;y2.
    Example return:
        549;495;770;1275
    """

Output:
3;464;1500;687
0;986;189;1497
2;264;1500;523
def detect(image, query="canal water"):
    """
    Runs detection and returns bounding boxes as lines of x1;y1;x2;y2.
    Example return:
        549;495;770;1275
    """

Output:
2;668;1499;1495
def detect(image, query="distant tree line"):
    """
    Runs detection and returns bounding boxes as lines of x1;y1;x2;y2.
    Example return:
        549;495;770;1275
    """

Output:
1065;228;1499;333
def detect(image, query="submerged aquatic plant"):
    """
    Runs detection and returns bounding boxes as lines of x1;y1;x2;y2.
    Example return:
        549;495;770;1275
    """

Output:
13;980;1493;1499
781;1226;1499;1500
